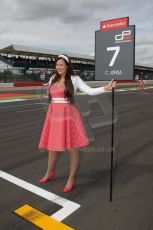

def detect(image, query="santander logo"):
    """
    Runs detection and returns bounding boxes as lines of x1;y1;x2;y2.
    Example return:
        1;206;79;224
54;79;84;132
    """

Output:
100;17;129;31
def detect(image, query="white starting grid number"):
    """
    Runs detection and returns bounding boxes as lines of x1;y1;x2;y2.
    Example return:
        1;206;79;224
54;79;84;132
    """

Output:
107;46;120;67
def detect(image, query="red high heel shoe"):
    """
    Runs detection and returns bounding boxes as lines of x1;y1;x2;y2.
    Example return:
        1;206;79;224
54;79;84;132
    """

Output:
63;180;76;193
39;171;56;183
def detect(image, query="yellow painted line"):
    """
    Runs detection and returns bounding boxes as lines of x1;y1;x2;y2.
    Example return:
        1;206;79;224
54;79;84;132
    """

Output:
14;204;75;230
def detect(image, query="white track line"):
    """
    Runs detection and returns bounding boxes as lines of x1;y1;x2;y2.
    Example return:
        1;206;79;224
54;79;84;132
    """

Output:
0;99;27;103
0;170;80;221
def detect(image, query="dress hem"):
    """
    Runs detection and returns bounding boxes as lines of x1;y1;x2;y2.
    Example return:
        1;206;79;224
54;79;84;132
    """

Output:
38;142;90;152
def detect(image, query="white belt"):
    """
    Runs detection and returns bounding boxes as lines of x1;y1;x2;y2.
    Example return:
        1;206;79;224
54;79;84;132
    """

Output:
51;97;70;103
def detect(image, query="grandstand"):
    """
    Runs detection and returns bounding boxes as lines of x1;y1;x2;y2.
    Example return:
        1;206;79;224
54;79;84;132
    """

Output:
0;44;153;82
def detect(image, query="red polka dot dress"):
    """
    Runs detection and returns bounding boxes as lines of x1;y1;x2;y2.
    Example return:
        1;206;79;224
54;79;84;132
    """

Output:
39;83;89;151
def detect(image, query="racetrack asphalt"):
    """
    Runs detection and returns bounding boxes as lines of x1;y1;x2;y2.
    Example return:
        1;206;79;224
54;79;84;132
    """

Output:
0;88;153;230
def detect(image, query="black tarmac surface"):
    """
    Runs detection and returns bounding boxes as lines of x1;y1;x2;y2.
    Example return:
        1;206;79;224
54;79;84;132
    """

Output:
0;88;153;230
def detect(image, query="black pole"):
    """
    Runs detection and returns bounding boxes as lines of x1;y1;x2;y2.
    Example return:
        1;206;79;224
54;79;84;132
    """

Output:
110;86;115;202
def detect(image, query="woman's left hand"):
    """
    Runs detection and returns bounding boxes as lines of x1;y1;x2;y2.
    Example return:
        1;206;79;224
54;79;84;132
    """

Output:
104;79;116;91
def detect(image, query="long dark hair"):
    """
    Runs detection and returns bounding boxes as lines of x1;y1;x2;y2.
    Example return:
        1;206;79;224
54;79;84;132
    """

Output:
49;54;75;104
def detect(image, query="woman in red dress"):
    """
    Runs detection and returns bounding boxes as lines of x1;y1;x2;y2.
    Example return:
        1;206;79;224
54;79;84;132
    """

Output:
38;54;116;192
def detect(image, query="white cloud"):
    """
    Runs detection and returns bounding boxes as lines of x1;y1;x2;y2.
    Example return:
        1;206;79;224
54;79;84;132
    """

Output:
0;0;153;66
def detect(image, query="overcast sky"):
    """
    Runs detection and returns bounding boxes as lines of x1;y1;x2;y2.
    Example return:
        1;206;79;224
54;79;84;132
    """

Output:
0;0;153;66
